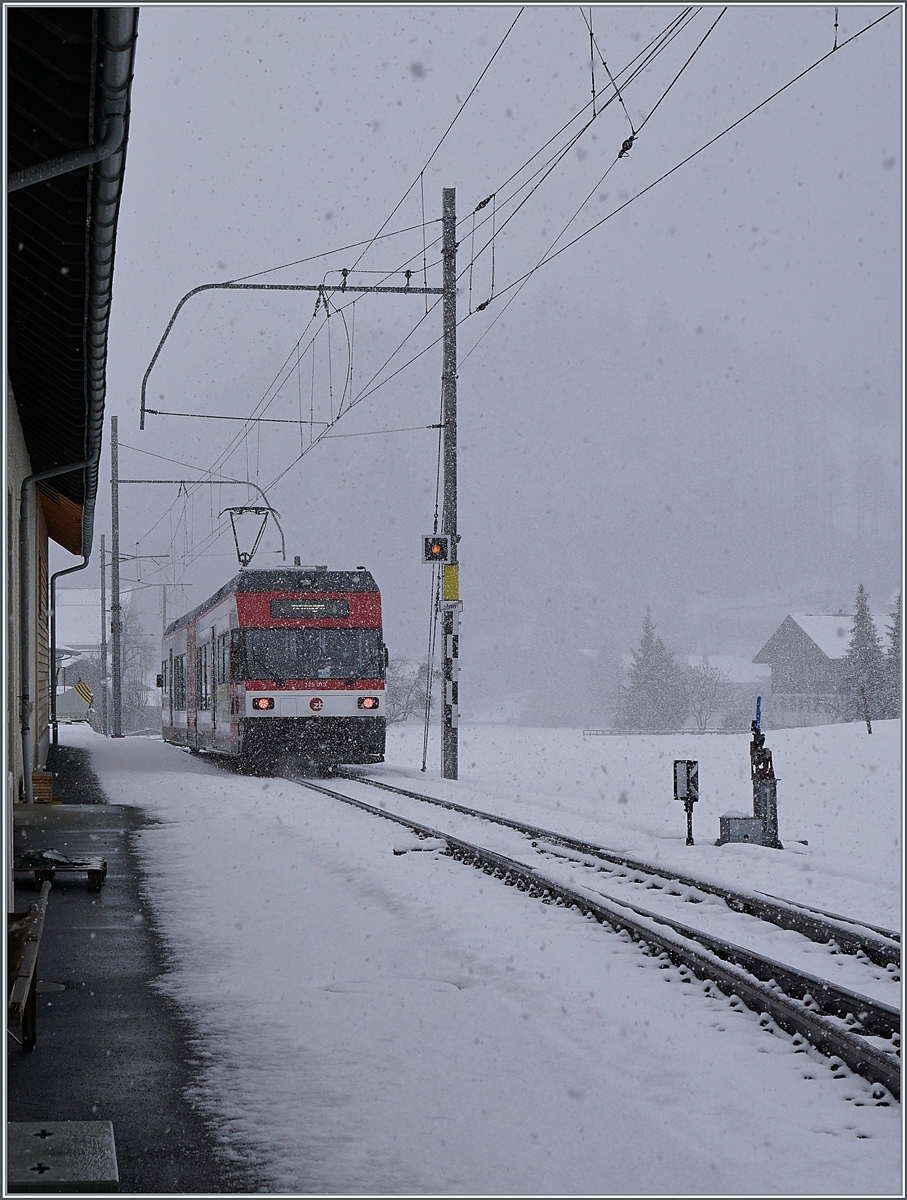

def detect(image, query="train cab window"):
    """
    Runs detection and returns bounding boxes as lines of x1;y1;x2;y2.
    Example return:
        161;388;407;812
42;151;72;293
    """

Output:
242;627;385;682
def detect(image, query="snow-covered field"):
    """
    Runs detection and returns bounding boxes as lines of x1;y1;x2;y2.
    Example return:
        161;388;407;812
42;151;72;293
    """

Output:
61;720;901;1195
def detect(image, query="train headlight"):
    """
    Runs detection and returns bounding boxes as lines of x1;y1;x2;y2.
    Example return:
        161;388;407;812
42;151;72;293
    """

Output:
252;697;274;710
358;696;380;710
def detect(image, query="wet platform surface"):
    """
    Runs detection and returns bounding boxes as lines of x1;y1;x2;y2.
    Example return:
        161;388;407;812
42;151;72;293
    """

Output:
9;753;264;1194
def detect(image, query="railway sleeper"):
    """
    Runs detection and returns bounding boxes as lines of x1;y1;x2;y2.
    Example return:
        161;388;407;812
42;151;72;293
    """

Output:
444;846;901;1098
295;775;900;1100
594;893;900;1042
342;772;899;969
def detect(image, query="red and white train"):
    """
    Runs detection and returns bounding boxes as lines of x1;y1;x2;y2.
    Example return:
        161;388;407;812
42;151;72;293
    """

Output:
160;566;386;770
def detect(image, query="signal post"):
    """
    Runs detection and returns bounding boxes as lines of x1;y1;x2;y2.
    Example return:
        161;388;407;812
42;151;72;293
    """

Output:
139;188;460;775
440;187;460;780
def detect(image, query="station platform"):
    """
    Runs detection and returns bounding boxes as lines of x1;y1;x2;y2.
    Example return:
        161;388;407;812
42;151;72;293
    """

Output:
7;741;263;1194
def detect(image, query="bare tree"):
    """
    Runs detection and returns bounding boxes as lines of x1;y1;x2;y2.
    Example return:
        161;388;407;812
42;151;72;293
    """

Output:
384;656;442;725
385;656;419;724
685;663;729;732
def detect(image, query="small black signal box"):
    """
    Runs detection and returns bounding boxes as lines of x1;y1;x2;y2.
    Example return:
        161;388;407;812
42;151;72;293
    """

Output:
422;535;450;563
674;760;699;804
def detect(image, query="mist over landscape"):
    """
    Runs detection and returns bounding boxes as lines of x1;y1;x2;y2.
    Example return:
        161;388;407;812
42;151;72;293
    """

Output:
50;4;901;725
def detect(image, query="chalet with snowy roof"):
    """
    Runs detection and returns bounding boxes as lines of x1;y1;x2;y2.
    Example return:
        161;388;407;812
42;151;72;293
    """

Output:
752;612;889;727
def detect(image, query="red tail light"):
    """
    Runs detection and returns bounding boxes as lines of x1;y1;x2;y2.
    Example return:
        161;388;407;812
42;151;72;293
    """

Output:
358;696;379;710
252;697;274;710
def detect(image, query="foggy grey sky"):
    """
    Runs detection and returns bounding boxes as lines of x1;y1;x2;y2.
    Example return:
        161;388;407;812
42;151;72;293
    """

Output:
51;4;902;713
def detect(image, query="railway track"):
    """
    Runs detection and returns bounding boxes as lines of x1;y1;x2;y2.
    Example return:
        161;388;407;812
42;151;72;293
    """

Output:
336;771;900;967
289;769;900;1101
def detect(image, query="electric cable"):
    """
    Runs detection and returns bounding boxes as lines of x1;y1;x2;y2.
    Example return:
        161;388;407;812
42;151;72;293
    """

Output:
485;4;897;302
464;7;717;274
581;6;635;133
141;3;700;484
280;0;892;431
462;8;726;347
348;7;525;273
635;7;726;139
223;220;442;284
134;6;894;577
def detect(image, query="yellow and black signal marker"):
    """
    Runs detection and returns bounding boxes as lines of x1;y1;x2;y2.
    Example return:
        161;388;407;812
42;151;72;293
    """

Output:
442;564;459;601
74;680;93;706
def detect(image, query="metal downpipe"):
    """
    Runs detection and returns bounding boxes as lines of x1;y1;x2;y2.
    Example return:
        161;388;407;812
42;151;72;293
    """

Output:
50;558;91;746
7;115;125;193
19;463;91;805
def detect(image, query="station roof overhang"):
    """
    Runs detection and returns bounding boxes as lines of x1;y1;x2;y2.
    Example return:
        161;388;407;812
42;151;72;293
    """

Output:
6;7;138;555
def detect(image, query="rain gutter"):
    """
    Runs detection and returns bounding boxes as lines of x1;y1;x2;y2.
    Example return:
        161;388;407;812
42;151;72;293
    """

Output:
82;6;139;561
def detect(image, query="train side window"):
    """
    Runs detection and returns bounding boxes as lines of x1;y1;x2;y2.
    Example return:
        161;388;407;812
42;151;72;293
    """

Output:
230;629;246;682
161;660;168;691
197;642;211;709
217;632;229;683
173;655;187;710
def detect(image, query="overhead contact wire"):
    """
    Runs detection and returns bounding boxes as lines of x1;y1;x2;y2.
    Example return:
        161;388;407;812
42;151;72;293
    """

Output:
482;7;899;305
348;7;524;273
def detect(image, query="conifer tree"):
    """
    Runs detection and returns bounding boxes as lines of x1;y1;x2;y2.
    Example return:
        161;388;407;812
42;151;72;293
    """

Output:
882;594;901;718
839;584;886;721
620;610;689;730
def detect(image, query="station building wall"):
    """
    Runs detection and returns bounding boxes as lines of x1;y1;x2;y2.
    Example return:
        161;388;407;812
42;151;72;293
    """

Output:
5;378;51;905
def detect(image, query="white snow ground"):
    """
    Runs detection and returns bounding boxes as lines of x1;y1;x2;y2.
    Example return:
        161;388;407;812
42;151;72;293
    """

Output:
59;720;901;1196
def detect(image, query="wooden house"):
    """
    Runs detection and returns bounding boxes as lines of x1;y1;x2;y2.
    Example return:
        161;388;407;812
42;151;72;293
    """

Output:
752;612;887;727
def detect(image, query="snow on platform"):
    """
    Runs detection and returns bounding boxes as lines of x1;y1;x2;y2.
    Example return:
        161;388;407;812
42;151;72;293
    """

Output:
60;721;901;1195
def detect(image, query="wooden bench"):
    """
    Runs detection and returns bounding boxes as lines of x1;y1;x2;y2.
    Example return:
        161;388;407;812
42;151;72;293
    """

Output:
8;881;52;1052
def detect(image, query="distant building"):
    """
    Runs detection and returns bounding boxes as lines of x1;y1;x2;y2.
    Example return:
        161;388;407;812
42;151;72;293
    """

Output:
54;588;126;720
752;612;890;728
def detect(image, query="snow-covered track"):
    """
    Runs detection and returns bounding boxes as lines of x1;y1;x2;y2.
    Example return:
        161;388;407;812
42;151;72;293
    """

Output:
292;774;900;1100
336;771;900;968
752;890;900;945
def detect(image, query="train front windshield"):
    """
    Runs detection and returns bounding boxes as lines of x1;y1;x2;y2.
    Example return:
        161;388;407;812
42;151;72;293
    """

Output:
242;628;384;681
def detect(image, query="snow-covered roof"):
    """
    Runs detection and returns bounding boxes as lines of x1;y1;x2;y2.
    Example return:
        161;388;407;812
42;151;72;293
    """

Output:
789;614;853;660
787;613;892;661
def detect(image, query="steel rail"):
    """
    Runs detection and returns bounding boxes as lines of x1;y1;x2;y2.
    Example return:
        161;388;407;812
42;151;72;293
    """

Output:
336;771;900;967
753;890;901;944
567;883;898;1040
292;774;900;1099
